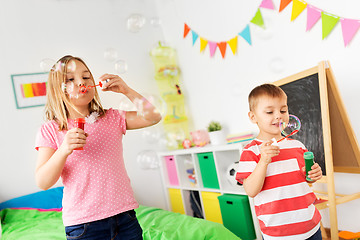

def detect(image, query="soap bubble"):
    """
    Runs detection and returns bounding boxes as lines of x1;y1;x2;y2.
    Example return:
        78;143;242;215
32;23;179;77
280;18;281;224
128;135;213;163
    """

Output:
280;114;301;136
62;81;80;99
104;48;119;62
126;14;146;33
269;57;286;73
142;127;162;143
136;150;159;169
134;93;166;121
150;17;161;27
40;58;56;72
114;59;128;74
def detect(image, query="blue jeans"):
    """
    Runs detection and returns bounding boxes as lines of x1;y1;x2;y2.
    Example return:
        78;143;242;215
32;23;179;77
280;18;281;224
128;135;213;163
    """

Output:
65;210;143;240
306;227;322;240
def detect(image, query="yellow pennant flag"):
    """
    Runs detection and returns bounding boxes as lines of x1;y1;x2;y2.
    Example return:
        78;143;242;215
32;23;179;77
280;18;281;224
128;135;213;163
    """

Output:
291;0;307;21
227;36;238;55
200;37;208;52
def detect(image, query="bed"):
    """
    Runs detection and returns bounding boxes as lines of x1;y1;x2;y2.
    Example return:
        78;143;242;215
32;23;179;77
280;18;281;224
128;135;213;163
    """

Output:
0;187;240;239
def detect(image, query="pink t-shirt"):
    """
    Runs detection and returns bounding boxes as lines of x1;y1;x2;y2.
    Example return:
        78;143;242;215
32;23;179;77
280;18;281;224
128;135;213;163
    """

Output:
35;108;139;226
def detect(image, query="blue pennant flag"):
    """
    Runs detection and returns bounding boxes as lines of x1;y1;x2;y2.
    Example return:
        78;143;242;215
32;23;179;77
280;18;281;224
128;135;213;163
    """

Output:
238;24;252;45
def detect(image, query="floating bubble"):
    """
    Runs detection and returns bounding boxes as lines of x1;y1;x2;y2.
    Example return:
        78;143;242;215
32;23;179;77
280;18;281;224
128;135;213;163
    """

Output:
114;59;128;74
126;14;146;33
150;17;161;27
142;127;162;144
269;57;286;73
280;114;301;136
134;93;166;121
40;58;56;72
104;48;119;62
136;150;159;169
62;81;80;99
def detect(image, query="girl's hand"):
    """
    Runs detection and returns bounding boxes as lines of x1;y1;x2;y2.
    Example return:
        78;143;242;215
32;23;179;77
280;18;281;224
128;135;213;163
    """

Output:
303;163;322;182
259;141;280;165
59;128;87;156
99;74;130;94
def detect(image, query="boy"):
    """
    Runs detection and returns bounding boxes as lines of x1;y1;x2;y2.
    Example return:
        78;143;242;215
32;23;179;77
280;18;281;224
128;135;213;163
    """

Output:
236;84;323;239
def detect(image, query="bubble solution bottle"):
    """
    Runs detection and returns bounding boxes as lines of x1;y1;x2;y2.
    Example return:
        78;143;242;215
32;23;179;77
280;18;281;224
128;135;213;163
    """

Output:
304;152;314;181
74;118;85;150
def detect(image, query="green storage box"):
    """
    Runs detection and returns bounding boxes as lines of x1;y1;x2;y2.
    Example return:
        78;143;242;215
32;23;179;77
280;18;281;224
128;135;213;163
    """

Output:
218;194;256;240
197;152;220;189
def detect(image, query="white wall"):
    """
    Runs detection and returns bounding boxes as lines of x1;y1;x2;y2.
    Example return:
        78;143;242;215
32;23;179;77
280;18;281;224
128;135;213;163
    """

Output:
1;0;360;233
0;0;167;209
155;0;360;232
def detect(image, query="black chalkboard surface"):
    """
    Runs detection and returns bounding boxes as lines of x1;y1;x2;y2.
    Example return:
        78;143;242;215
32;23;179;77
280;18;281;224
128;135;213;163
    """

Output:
279;73;326;175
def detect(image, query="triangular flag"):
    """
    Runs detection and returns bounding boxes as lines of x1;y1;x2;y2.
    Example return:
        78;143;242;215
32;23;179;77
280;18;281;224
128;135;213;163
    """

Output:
260;0;274;10
208;41;217;57
227;36;238;55
306;5;321;31
341;18;360;47
183;23;190;38
200;37;208;52
191;31;199;45
250;9;265;29
291;0;307;21
279;0;292;12
238;24;252;45
217;42;227;59
321;12;340;39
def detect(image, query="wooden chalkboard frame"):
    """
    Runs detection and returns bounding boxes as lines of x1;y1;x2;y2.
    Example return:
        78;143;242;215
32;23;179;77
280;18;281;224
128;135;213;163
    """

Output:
273;61;360;239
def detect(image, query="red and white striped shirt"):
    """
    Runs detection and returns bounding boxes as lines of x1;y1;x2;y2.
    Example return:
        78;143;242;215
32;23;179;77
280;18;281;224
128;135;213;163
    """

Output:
236;139;321;239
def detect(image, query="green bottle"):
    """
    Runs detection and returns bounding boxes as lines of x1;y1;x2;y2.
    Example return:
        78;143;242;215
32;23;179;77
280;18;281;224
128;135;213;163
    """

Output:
304;152;314;181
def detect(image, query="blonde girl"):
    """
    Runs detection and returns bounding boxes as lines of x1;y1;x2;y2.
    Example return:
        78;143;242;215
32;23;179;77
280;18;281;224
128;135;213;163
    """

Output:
35;55;161;240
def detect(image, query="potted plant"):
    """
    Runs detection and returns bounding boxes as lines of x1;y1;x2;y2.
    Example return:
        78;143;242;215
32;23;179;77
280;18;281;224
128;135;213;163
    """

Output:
207;121;226;145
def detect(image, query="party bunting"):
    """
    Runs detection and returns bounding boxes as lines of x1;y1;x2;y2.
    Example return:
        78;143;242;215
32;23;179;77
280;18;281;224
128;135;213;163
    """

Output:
260;0;274;10
227;36;238;55
306;5;321;31
321;12;340;40
182;1;270;58
251;9;265;29
282;0;360;46
291;0;307;21
341;18;360;47
279;0;292;12
200;37;208;52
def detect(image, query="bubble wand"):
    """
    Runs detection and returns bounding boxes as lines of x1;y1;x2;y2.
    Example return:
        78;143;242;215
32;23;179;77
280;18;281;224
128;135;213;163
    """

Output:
277;114;301;143
79;79;109;93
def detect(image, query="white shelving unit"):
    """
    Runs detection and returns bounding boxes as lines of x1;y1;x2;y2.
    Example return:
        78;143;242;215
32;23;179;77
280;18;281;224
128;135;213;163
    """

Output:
157;143;261;240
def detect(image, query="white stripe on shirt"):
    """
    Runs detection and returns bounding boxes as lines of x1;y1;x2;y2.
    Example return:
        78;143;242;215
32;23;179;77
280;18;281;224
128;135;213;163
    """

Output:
254;182;313;206
266;158;300;177
262;223;320;240
258;204;316;227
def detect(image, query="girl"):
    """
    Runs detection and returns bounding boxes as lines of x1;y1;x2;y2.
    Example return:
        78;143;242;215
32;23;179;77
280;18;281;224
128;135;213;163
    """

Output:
35;55;162;240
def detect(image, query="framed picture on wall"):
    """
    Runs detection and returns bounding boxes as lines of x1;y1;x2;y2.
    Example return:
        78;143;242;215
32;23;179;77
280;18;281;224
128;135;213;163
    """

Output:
11;72;49;109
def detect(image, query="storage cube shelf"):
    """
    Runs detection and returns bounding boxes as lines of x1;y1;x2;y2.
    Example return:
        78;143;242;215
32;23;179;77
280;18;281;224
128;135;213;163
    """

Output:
158;143;261;239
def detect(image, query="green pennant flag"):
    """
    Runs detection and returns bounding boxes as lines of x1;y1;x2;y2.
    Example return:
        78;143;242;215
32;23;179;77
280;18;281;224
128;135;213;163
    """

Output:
321;12;340;39
250;8;265;29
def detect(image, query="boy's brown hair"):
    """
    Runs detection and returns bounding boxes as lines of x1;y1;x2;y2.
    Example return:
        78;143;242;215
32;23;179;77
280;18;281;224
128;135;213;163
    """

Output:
248;83;287;111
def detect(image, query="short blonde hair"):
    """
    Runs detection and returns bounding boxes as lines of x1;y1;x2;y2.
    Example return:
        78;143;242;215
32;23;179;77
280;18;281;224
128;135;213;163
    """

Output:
248;83;287;111
44;55;105;130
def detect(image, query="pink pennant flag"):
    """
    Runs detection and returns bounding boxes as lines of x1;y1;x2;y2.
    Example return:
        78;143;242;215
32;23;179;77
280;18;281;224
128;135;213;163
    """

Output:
260;0;274;10
208;41;217;57
306;5;321;31
341;18;360;47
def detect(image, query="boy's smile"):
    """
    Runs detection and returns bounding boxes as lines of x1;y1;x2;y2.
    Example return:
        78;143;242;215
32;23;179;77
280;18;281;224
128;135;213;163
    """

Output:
248;94;289;141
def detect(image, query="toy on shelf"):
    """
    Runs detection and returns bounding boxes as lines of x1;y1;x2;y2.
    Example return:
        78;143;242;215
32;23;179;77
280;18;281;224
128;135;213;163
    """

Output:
226;162;242;186
185;158;197;187
190;130;210;147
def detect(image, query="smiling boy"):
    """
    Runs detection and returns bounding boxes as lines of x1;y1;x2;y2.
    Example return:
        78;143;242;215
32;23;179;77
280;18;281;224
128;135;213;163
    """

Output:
236;84;323;239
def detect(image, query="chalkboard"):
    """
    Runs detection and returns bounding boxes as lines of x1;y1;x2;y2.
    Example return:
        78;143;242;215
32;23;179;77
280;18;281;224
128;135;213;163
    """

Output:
279;73;326;175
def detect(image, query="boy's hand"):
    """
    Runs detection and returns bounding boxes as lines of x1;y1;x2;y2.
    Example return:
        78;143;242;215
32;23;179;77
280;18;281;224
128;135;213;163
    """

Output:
99;74;130;94
260;140;280;164
303;163;322;182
